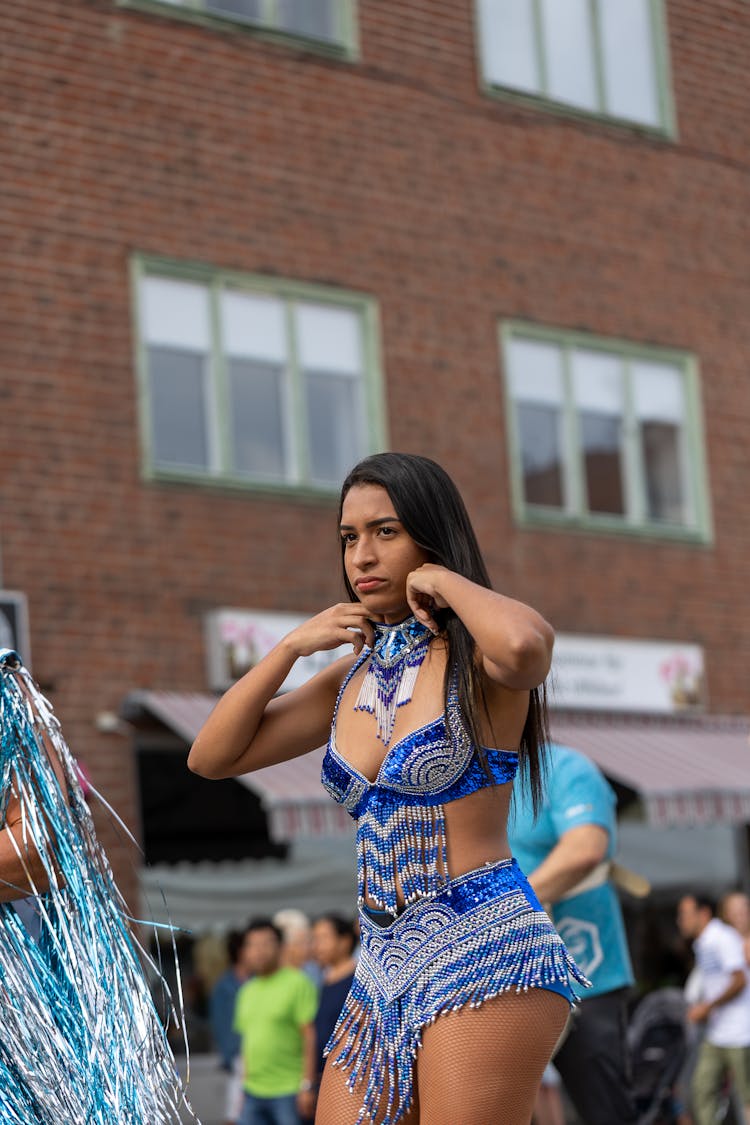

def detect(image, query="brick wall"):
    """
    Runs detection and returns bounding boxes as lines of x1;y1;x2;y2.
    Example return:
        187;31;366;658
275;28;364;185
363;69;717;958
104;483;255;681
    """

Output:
1;0;749;895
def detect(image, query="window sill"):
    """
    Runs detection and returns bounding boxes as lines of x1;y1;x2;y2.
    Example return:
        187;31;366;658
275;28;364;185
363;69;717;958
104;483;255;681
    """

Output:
479;81;677;143
514;507;712;546
144;466;341;504
115;0;359;62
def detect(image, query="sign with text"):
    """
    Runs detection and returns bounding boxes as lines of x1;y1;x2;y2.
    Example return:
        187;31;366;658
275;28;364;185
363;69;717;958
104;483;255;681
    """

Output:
205;610;706;715
205;608;350;693
550;634;705;714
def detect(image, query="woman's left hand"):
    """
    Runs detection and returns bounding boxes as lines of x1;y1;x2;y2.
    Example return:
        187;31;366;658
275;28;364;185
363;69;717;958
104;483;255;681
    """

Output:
405;564;450;633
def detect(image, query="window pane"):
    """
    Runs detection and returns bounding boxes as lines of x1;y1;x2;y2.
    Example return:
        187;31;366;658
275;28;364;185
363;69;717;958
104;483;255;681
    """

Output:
228;359;287;480
296;304;362;375
598;0;660;126
540;0;597;110
142;277;210;350
305;372;362;487
572;349;623;414
633;361;685;424
205;0;262;22
477;0;540;94
572;350;624;515
222;292;286;363
148;347;210;470
517;402;565;507
277;0;337;42
641;422;685;523
507;338;564;405
633;361;688;524
580;412;625;514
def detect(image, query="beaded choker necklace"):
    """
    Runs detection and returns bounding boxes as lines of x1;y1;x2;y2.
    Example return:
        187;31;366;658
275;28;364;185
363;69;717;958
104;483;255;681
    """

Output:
354;615;433;746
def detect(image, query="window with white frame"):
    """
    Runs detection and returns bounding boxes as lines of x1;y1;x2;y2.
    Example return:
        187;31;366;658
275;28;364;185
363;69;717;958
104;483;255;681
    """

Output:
476;0;672;130
151;0;351;48
503;328;710;537
137;267;382;490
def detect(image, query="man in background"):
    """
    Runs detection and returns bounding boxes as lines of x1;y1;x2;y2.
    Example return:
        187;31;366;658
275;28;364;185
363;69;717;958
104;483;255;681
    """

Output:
509;743;637;1125
234;919;318;1125
677;893;750;1125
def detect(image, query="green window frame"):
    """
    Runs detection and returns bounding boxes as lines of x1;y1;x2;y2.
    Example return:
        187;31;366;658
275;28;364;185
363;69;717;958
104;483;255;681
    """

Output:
131;256;386;496
116;0;358;58
501;322;712;543
475;0;676;136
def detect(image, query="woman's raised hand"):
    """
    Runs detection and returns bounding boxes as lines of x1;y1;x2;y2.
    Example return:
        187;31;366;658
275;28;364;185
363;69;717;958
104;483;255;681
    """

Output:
286;603;376;658
405;564;450;634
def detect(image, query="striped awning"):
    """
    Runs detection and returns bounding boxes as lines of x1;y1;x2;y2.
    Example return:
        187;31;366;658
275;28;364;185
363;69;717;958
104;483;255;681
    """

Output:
126;691;750;837
550;713;750;828
234;749;353;840
123;690;352;840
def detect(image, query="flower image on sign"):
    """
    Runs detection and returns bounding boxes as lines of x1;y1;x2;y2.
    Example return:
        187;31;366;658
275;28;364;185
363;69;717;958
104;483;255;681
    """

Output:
205;609;351;693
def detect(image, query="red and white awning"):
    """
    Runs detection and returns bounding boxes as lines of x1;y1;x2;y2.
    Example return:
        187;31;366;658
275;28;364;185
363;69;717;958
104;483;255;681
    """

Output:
551;713;750;827
124;690;352;840
126;691;750;836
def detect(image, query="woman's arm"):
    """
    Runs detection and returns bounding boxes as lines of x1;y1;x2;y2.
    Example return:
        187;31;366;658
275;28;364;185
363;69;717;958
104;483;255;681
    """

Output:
0;673;69;900
405;565;553;690
0;793;56;901
188;603;374;779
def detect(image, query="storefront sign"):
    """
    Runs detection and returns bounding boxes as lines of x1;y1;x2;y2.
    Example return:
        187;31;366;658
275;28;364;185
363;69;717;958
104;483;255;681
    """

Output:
551;634;705;713
205;609;349;692
207;611;706;715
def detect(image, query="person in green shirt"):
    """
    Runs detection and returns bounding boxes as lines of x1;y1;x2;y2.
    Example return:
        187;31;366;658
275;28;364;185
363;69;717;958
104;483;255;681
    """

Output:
234;918;318;1125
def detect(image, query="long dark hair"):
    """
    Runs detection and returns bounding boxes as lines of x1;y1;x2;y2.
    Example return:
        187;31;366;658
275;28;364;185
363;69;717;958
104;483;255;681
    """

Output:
338;452;549;813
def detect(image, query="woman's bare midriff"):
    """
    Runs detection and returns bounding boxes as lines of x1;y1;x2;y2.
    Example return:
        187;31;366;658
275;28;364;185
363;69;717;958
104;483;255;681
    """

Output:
443;781;514;873
359;785;514;912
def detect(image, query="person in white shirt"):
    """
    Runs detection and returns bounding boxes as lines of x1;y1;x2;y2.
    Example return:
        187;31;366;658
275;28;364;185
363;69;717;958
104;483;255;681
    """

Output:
677;893;750;1125
720;891;750;968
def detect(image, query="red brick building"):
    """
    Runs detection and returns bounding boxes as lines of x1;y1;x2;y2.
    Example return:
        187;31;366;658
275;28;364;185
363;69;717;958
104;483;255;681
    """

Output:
2;0;749;919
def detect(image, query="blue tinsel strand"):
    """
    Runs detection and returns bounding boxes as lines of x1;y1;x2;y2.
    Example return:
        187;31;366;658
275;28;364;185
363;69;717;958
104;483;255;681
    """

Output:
0;649;197;1124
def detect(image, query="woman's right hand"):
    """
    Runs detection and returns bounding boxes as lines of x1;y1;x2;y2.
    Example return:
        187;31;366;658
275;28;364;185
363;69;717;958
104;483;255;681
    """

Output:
286;603;375;658
189;603;375;779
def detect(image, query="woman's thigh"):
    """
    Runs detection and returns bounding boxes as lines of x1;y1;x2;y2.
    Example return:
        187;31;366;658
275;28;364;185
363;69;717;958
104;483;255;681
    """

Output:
315;1054;419;1125
416;988;569;1125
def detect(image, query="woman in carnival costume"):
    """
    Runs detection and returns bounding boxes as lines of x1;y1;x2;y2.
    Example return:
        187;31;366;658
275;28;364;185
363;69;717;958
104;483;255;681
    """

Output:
0;648;195;1123
189;452;588;1125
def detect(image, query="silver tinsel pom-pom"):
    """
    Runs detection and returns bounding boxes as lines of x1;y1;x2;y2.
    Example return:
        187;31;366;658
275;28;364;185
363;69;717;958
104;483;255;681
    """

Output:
0;649;198;1124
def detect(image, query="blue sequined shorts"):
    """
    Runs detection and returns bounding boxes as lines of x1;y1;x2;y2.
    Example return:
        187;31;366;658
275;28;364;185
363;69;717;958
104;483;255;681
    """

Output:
326;858;588;1124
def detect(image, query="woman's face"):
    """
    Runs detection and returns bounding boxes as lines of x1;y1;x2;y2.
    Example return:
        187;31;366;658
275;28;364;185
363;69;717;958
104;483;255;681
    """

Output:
340;484;430;624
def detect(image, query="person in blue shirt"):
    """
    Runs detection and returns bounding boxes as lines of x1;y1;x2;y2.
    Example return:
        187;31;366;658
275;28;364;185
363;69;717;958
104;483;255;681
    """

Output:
210;929;249;1125
509;743;637;1125
311;914;358;1086
210;930;247;1073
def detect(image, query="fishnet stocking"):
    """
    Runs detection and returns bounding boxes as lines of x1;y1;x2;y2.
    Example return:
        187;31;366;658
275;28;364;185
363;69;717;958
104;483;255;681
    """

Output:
418;989;569;1125
316;1057;419;1125
315;989;568;1125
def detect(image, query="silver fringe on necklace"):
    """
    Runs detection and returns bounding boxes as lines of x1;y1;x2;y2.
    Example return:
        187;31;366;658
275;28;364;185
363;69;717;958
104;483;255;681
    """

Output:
354;616;433;745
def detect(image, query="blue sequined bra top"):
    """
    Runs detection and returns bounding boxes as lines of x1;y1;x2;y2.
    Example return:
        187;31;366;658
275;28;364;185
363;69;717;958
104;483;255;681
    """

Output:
321;633;519;913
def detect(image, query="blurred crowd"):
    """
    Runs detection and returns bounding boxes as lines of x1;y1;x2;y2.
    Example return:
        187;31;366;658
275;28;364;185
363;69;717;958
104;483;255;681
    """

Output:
181;908;358;1125
169;888;750;1125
